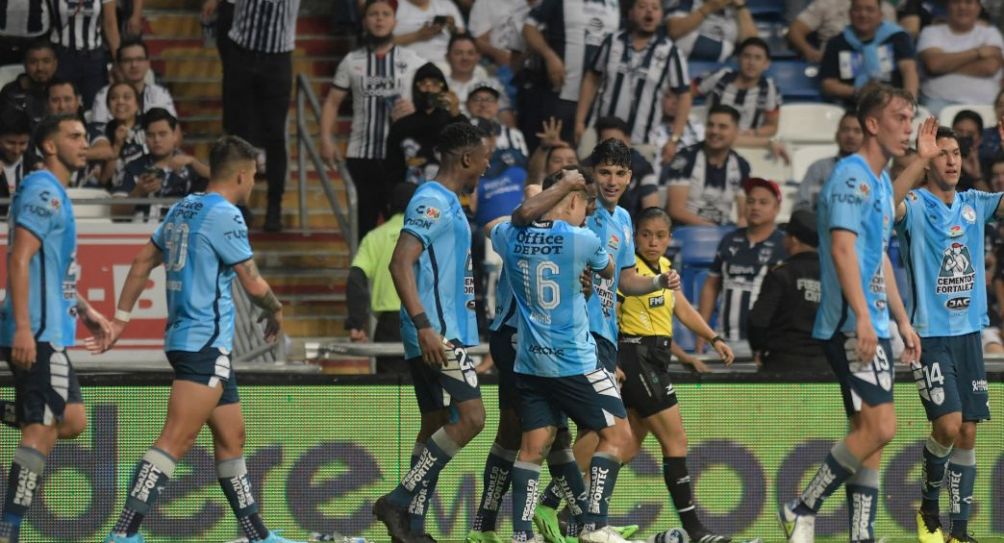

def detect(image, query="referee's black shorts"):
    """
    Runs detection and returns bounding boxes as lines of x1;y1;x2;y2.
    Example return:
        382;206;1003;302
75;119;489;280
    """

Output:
618;335;678;418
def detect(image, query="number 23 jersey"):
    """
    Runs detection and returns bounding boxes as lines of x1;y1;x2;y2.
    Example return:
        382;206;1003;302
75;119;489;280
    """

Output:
152;192;253;353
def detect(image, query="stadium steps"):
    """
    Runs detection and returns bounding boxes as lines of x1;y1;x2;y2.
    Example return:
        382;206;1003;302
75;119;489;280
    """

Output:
140;6;358;347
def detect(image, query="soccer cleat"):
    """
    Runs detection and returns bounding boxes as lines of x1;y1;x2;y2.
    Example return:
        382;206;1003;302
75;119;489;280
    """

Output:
251;532;307;543
104;533;145;543
690;532;732;543
373;494;413;542
778;500;814;543
648;528;689;543
916;510;945;543
579;525;639;543
467;530;505;543
947;534;979;543
613;525;640;540
533;505;565;543
411;534;437;543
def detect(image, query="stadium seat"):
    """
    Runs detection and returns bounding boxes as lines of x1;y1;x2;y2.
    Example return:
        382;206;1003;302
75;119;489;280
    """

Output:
766;60;821;101
777;103;846;144
911;104;934;140
734;146;792;187
670;226;731;351
67;187;113;222
938;103;997;129
748;0;785;21
790;144;838;183
0;64;21;90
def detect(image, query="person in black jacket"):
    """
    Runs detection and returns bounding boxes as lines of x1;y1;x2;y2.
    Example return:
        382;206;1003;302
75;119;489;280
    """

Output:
748;208;829;372
385;62;468;186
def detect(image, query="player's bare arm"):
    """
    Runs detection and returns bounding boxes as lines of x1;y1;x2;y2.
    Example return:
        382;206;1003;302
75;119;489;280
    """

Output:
511;170;586;226
832;229;876;362
101;241;165;352
673;290;734;365
619;266;680;296
883;253;920;364
235;258;283;343
9;227;42;367
389;231;447;366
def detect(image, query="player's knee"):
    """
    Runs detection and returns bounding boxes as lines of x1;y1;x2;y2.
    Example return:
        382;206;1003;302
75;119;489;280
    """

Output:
58;415;86;440
871;416;897;446
457;402;486;438
957;422;976;449
933;416;962;444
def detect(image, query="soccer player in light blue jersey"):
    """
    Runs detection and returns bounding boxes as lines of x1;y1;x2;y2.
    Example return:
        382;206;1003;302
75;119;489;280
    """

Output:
99;136;303;543
0;114;112;543
779;84;927;543
492;169;637;543
894;125;1004;543
374;122;491;543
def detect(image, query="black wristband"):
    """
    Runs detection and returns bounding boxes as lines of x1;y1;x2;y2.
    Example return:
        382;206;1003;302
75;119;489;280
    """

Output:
411;312;432;330
711;335;725;345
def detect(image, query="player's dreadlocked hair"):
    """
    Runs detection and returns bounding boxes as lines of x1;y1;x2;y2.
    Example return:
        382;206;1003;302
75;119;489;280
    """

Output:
588;138;632;169
436;121;485;158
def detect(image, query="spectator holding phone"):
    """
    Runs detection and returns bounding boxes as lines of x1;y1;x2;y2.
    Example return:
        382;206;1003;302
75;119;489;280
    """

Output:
112;108;208;222
88;81;146;188
385;62;467;185
394;0;466;64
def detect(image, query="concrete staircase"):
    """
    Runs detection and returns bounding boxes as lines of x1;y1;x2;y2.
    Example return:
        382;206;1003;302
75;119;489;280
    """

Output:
142;0;356;352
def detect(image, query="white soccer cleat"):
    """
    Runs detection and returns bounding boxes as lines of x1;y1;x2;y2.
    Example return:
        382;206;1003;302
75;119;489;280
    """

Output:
778;501;815;543
580;525;643;543
648;528;689;543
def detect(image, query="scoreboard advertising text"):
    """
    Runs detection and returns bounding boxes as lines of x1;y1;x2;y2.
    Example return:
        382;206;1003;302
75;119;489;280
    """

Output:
0;384;1002;542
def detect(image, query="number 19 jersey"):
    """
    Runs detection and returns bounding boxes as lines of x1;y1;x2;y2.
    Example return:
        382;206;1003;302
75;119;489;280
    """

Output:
492;219;610;377
152;193;253;353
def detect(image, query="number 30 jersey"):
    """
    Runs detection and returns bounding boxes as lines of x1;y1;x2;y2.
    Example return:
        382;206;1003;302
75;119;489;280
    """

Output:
492;219;610;377
152;192;253;353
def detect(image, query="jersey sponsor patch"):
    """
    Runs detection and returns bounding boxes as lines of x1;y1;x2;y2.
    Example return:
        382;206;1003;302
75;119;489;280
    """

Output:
962;204;976;223
937;243;976;298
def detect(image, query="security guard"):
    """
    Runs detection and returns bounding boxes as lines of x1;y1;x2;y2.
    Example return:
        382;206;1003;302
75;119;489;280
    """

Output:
747;209;828;372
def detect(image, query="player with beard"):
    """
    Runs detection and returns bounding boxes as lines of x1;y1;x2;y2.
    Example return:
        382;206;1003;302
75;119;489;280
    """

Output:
0;114;112;543
518;139;679;543
894;124;1004;543
778;84;927;543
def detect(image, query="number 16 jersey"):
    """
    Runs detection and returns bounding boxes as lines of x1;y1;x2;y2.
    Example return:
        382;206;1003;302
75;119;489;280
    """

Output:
152;192;253;353
492;219;610;377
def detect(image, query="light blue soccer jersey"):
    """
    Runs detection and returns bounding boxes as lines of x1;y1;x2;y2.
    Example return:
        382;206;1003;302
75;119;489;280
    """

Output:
399;181;478;359
813;154;895;340
895;188;1002;337
152;193;253;353
489;265;517;332
492;220;610;377
1;171;78;347
586;205;636;345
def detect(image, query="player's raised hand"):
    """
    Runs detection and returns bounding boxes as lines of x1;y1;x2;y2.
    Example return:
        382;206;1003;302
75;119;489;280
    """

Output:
258;309;283;343
854;317;878;364
898;321;921;365
418;328;448;367
915;116;940;160
536;117;564;148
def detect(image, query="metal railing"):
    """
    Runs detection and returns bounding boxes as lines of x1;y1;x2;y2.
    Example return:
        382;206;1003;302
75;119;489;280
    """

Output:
295;73;358;255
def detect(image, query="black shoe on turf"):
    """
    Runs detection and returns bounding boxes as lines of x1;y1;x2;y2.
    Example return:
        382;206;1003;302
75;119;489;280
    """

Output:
1;400;17;429
689;529;733;543
372;495;411;542
411;534;437;543
948;533;979;543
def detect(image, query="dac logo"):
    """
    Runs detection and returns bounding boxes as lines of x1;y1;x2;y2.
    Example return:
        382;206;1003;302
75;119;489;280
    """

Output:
946;297;971;310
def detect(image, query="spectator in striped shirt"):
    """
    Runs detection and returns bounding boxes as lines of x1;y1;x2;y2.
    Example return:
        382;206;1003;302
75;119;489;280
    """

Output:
0;0;51;66
574;0;692;152
321;0;426;238
49;0;120;110
696;37;785;157
0;40;57;124
666;0;758;61
662;104;751;226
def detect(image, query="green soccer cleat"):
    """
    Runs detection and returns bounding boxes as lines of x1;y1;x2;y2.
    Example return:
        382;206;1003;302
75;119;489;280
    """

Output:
533;506;565;543
916;510;945;543
612;525;640;540
467;530;504;543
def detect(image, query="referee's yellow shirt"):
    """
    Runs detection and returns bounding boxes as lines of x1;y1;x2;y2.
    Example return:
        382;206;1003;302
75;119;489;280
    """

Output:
617;256;674;337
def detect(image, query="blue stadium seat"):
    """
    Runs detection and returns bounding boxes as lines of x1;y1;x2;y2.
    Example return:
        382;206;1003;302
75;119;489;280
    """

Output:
766;60;821;101
671;226;733;351
748;0;785;21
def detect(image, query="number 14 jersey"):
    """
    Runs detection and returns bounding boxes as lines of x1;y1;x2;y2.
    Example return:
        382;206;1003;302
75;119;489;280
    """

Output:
152;192;253;353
